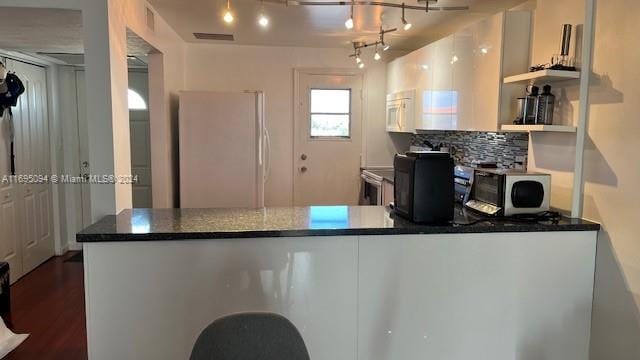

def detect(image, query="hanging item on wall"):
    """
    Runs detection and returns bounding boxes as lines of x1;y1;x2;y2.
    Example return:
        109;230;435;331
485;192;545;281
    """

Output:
0;61;26;175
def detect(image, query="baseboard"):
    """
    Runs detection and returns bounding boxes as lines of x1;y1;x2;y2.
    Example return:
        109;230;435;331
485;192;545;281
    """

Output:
68;243;82;252
55;244;69;256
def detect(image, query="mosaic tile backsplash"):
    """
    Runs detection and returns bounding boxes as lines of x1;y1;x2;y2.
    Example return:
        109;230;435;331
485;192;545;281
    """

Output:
412;131;529;169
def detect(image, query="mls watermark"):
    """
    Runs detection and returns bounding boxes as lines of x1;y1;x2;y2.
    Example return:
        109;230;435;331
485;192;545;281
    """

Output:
1;174;139;185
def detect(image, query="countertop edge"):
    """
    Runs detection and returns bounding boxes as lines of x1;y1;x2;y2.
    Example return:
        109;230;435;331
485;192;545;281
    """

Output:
76;223;600;243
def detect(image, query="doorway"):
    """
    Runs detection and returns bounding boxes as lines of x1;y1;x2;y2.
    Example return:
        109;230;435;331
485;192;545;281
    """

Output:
293;70;363;206
127;65;152;208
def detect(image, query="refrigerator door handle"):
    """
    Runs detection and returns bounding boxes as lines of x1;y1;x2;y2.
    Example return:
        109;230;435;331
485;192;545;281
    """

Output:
264;126;271;183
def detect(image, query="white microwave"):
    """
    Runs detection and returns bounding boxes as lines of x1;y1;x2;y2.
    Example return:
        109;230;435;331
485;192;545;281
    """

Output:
386;90;415;133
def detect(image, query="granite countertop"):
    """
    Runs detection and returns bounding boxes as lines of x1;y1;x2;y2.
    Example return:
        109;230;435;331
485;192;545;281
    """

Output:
77;205;599;242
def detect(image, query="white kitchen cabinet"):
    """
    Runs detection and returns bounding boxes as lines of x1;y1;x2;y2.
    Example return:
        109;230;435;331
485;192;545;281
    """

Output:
386;11;531;132
452;29;474;130
358;231;597;360
424;36;455;130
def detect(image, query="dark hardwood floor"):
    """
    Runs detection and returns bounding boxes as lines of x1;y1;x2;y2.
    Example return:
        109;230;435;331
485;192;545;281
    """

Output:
4;252;87;360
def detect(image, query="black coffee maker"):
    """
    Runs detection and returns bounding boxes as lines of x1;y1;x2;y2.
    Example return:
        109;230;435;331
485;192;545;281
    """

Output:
393;152;454;223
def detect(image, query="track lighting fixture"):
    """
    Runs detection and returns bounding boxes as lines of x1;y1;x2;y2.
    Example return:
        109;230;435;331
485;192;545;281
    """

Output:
379;25;391;51
223;0;234;24
401;3;412;31
345;2;354;29
349;26;396;65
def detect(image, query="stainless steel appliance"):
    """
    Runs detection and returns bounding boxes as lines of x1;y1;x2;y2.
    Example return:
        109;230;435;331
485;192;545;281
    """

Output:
465;169;551;216
393;152;454;223
360;170;383;205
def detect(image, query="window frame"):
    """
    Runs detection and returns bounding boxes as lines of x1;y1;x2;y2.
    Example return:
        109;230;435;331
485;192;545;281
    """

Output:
308;88;352;140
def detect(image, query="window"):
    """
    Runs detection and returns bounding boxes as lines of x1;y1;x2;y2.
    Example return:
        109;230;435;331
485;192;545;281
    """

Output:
310;89;351;138
128;89;147;110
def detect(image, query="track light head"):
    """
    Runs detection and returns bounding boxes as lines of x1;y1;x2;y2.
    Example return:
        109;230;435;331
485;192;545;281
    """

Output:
258;13;269;27
223;10;234;24
345;2;355;29
401;3;412;31
345;17;354;29
223;0;234;24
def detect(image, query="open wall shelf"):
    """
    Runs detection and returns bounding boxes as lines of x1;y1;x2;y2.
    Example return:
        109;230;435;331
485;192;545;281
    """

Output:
501;124;577;133
503;69;581;84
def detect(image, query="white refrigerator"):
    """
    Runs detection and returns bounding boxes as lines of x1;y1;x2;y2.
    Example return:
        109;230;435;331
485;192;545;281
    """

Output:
178;91;269;208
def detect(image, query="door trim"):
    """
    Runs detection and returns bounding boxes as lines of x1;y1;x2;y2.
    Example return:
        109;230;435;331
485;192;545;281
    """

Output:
292;68;366;205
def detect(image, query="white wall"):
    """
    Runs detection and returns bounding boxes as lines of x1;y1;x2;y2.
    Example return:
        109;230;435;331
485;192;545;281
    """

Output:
184;44;406;206
106;0;185;210
584;0;640;358
525;0;640;358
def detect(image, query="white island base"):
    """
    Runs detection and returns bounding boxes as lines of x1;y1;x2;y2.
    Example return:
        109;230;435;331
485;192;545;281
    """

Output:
83;231;597;360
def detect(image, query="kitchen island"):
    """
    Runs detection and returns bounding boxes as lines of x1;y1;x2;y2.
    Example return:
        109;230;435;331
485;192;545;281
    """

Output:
78;205;599;360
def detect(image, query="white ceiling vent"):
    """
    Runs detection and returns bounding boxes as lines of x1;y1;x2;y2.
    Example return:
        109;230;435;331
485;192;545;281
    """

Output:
193;33;235;41
145;7;155;32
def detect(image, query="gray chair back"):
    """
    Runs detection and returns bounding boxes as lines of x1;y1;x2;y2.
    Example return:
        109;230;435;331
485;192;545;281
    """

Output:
190;312;311;360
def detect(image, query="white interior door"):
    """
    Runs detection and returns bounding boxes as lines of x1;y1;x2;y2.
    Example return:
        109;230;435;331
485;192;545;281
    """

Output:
0;58;24;281
128;70;152;208
294;71;363;206
6;59;54;275
75;70;91;228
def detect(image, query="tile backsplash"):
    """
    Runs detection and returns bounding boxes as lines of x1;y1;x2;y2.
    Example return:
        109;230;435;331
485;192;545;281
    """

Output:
412;131;529;169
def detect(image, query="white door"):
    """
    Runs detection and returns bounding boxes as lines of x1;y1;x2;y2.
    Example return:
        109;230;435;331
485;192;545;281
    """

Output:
294;71;363;206
128;71;152;208
75;70;91;228
6;59;54;275
0;58;24;280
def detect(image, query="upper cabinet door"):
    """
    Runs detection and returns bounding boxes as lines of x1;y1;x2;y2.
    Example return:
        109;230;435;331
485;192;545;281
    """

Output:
452;29;475;130
414;44;434;130
471;12;504;131
422;36;455;130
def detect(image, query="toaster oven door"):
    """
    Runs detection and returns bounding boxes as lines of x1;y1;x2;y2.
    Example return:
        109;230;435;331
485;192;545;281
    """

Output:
466;171;504;216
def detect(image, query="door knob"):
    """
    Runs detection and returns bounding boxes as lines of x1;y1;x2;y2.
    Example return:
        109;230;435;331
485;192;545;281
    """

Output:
300;154;307;160
300;166;308;173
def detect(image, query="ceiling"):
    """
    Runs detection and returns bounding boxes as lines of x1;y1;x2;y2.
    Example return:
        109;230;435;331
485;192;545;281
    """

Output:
148;0;528;51
0;7;84;54
0;7;154;65
0;1;528;59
